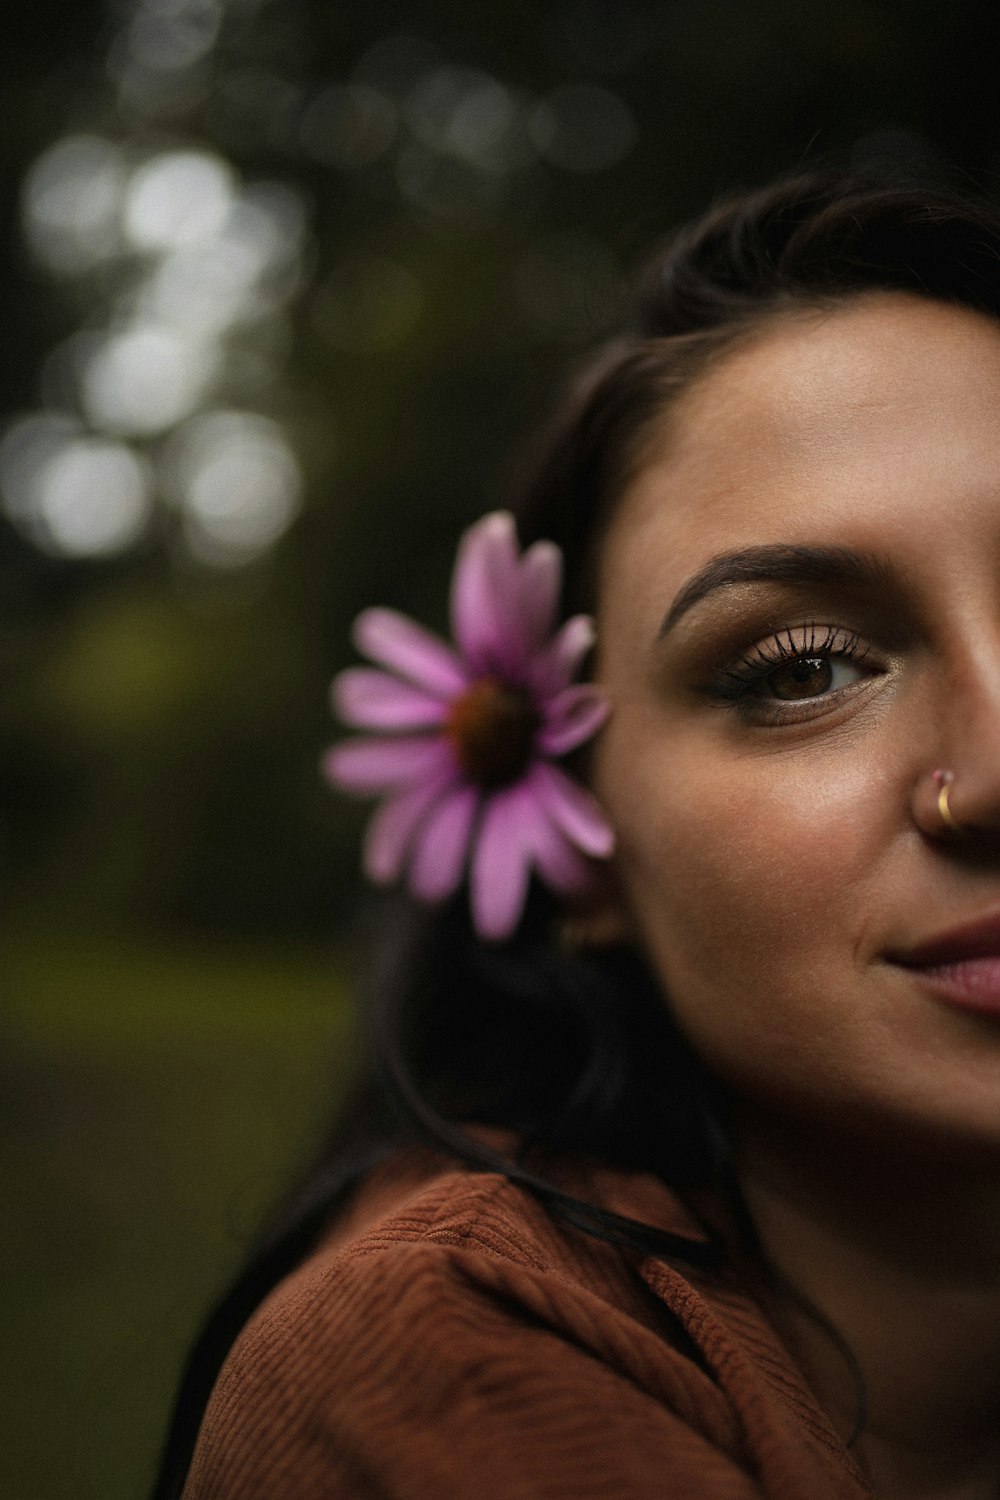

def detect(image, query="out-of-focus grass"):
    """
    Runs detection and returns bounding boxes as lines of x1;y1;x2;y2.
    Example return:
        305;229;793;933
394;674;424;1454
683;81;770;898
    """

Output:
1;926;354;1500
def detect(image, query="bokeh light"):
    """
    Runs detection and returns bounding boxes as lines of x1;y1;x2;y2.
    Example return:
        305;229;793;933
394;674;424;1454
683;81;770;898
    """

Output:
405;66;523;174
123;150;236;251
529;84;638;172
125;0;222;75
140;183;305;333
18;120;308;569
22;136;127;274
109;0;226;117
161;410;302;565
33;438;154;556
0;413;153;557
443;76;528;174
14;22;644;575
80;322;213;437
0;411;81;526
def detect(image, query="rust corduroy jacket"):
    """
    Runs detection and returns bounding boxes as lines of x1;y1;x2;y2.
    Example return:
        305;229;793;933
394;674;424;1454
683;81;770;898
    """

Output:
181;1150;873;1499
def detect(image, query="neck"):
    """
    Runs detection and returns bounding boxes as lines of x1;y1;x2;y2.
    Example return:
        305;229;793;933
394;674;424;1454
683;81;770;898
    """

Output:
732;1114;1000;1500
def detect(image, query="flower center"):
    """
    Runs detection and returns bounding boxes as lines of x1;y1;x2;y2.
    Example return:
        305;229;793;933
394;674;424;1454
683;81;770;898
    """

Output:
446;677;540;788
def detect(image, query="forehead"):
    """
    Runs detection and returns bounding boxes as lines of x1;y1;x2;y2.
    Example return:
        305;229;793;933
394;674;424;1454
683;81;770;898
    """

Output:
601;292;1000;605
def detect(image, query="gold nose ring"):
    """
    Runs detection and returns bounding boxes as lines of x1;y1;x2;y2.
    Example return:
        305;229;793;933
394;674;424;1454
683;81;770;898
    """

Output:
934;770;963;834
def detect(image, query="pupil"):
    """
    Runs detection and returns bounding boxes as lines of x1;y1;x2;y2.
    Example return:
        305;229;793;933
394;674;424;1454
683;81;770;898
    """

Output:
770;657;832;700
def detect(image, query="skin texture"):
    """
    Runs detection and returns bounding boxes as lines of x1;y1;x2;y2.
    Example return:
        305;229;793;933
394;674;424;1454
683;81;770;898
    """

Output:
590;293;1000;1499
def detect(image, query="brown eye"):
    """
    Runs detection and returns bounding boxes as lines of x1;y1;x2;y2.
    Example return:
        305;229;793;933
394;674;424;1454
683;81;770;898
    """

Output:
765;656;833;700
712;629;873;714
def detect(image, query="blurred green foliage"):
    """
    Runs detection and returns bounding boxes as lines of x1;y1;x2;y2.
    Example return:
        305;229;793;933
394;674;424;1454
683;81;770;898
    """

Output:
2;0;999;1495
2;927;351;1499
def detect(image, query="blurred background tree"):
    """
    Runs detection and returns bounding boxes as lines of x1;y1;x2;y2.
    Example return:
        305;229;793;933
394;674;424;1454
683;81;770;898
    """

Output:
1;0;998;1495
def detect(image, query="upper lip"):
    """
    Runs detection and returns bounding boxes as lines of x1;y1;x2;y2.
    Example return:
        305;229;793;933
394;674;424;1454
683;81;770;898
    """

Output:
892;912;1000;967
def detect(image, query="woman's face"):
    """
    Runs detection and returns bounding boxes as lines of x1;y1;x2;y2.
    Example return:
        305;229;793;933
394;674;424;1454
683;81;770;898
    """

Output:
592;292;1000;1153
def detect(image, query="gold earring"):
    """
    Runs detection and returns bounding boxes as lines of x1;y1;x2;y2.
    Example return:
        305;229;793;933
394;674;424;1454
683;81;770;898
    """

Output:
934;770;963;834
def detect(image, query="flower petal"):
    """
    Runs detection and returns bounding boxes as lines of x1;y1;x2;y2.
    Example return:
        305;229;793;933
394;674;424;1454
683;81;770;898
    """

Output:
361;766;459;884
528;761;615;857
449;512;524;677
322;735;452;794
523;805;596;896
409;784;480;903
470;785;533;941
517;540;562;653
352;608;469;696
333;668;449;730
527;614;597;699
537;684;611;756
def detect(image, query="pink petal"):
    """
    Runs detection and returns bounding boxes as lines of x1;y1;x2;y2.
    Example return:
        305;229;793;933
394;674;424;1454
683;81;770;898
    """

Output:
517;540;562;653
523;807;596;896
470;785;533;941
333;668;449;730
322;735;452;794
449;512;524;677
527;615;597;698
528;761;615;858
537;684;611;756
353;608;469;697
409;784;480;903
362;767;459;884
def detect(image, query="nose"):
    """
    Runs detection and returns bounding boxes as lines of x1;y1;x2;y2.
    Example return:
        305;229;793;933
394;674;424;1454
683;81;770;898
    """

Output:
912;646;1000;841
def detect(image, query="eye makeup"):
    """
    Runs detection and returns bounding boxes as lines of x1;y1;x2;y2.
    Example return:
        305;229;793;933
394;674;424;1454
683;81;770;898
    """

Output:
702;621;884;726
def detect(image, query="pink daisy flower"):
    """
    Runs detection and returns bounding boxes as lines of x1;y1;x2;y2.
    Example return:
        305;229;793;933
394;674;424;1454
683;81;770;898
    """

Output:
323;511;614;941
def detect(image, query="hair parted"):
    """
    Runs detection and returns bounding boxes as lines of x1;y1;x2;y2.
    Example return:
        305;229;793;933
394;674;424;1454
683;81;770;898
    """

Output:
152;162;1000;1499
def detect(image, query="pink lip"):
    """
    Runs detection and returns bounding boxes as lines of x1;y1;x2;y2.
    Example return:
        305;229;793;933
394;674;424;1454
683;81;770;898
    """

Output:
891;914;1000;1016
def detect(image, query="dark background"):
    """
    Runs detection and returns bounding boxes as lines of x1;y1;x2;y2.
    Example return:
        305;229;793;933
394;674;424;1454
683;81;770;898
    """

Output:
2;2;998;1496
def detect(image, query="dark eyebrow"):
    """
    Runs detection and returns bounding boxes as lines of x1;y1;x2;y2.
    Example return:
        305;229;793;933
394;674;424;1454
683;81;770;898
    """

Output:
658;544;895;637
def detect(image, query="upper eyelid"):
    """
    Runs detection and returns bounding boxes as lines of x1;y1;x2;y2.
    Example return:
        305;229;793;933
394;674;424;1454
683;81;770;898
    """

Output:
723;622;864;675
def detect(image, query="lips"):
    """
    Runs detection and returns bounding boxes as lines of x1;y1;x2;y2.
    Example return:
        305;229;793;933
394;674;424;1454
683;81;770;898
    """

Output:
895;915;1000;967
891;913;1000;1015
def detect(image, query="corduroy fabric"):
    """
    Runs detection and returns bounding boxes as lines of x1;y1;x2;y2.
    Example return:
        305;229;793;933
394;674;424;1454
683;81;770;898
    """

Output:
181;1152;873;1499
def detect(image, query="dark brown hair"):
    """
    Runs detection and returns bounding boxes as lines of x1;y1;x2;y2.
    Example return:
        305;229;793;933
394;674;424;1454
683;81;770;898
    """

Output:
516;169;1000;600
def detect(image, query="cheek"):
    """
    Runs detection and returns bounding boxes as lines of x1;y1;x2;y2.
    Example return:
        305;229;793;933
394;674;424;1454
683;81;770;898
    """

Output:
597;711;881;1082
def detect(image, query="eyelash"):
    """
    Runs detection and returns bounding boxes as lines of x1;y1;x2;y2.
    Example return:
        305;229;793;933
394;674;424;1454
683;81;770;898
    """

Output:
708;623;873;718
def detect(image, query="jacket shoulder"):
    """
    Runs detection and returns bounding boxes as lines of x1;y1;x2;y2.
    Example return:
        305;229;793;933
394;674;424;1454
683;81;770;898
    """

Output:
183;1162;759;1499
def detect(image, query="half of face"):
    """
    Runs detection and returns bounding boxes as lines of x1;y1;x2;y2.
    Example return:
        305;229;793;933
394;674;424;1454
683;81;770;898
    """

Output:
590;291;1000;1160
